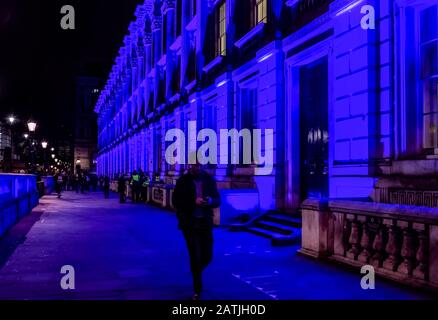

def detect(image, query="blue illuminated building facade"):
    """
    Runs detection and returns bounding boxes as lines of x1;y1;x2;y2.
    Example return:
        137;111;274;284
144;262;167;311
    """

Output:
95;0;438;214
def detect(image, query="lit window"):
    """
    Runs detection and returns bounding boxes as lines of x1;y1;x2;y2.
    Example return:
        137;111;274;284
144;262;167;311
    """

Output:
421;5;438;149
216;1;226;56
252;0;267;27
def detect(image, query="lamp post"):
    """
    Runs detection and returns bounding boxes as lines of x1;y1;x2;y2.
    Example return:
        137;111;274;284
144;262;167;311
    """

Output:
7;116;16;172
41;141;48;172
26;120;37;173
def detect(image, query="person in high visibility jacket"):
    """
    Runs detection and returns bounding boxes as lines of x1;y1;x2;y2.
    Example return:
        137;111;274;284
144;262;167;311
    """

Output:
130;170;141;203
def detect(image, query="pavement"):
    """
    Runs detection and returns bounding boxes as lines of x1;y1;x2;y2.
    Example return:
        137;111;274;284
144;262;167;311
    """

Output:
0;191;435;300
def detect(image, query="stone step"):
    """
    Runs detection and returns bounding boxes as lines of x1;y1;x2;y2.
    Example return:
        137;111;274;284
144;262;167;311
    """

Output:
255;220;295;235
264;213;302;228
245;226;302;246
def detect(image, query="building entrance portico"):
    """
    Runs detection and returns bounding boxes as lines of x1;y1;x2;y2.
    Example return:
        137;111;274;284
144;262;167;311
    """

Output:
299;56;329;201
284;34;333;212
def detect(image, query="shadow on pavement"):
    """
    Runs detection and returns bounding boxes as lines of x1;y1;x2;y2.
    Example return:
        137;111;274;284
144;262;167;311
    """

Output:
0;210;45;269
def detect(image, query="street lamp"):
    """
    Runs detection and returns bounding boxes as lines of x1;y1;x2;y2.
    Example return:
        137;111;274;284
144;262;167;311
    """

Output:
51;154;55;159
41;141;48;172
23;133;29;139
8;116;15;124
27;120;37;133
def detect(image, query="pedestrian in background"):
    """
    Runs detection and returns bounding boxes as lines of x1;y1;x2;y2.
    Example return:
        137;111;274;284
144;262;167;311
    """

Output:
118;174;126;203
103;176;110;199
55;173;63;199
130;170;141;203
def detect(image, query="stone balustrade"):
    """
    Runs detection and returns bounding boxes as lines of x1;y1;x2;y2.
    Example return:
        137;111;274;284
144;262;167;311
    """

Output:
0;174;39;238
300;198;438;291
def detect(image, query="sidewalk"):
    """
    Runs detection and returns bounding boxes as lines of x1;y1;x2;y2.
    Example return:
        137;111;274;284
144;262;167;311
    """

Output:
0;191;435;300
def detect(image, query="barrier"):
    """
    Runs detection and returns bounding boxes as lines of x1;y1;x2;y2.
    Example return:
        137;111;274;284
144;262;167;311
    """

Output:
0;174;39;238
300;198;438;291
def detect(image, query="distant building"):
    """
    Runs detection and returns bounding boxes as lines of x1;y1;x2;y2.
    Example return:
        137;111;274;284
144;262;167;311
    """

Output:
73;77;100;173
0;121;12;172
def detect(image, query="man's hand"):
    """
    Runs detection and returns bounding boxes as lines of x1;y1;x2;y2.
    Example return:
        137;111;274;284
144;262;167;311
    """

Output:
196;197;205;206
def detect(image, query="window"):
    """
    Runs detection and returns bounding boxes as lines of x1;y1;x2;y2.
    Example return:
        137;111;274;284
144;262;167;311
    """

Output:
240;88;257;131
176;0;182;36
251;0;267;28
421;5;438;149
215;1;226;57
238;87;257;165
191;0;197;19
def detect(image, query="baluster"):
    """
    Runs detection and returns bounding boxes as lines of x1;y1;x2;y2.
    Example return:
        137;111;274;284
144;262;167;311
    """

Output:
342;217;351;257
372;226;386;268
358;224;373;263
383;225;402;271
347;219;362;260
413;229;428;279
398;227;417;275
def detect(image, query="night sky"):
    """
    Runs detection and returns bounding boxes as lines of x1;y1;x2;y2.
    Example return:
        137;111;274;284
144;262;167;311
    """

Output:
0;0;142;140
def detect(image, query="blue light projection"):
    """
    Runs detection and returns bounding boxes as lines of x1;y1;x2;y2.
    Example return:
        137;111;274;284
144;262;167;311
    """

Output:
93;0;438;215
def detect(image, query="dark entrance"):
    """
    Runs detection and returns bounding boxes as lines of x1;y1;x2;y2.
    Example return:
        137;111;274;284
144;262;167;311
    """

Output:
299;56;329;200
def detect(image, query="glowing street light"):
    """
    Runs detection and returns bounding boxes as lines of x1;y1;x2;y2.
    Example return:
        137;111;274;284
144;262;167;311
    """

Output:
27;120;37;132
8;116;15;124
23;134;29;139
51;154;55;159
41;141;48;149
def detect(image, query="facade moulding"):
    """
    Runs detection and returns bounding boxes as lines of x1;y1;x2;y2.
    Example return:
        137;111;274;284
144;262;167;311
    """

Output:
282;12;333;53
235;22;266;49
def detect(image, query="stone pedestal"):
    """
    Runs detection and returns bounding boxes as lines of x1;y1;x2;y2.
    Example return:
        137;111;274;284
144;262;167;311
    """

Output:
299;198;333;258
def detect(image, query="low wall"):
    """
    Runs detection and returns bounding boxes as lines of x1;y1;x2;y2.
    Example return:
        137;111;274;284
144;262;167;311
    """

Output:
300;198;438;291
0;174;39;238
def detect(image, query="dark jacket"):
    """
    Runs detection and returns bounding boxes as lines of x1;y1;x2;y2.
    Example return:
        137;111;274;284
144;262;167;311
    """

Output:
117;176;126;193
172;171;220;230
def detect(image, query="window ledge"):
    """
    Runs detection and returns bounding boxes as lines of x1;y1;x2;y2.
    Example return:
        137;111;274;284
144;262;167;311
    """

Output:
186;15;198;32
169;93;180;104
185;80;196;92
235;22;265;49
286;0;300;7
203;55;223;73
157;54;167;67
170;35;182;52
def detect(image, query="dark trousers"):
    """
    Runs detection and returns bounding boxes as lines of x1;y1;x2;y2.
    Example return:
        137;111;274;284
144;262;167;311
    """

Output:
104;187;110;199
132;185;140;203
119;191;126;203
140;187;147;202
183;228;213;294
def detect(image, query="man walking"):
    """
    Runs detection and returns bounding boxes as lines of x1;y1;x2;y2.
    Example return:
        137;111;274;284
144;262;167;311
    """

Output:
118;174;126;203
103;176;110;199
172;163;220;300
